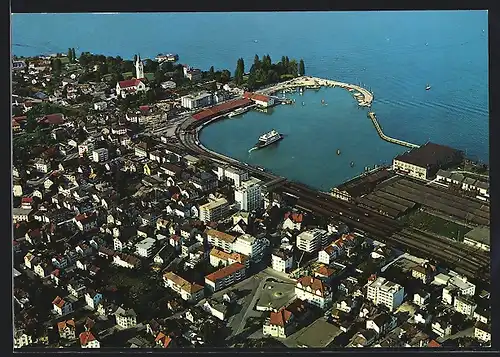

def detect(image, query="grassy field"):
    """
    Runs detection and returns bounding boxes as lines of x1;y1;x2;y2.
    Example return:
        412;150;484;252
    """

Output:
400;211;469;240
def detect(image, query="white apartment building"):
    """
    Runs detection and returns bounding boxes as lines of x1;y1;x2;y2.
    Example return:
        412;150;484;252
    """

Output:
295;276;332;310
180;92;212;110
296;228;330;253
135;237;156;258
206;229;236;253
474;321;491;344
199;197;228;223
366;277;405;312
14;329;33;349
453;295;477;316
271;249;294;273
163;272;205;302
92;148;109;163
232;233;267;262
234;177;262;212
205;262;246;292
217;165;249;187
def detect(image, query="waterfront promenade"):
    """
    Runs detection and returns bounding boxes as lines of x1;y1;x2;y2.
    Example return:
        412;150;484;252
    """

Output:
258;75;374;107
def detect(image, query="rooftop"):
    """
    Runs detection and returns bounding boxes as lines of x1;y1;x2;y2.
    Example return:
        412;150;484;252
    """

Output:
205;262;245;282
464;226;490;246
394;142;463;169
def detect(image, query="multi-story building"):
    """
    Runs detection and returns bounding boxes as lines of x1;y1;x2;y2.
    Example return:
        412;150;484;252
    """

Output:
78;141;95;157
163;272;205;302
234;177;262;212
295;276;332;310
92;148;109;163
52;296;73;316
14;329;33;349
209;248;249;269
206;229;236;253
392;142;463;180
180;92;212;110
232;233;267;262
84;290;103;310
199;198;228;223
189;171;218;192
79;331;100;348
205;262;246;292
453;295;477;316
114;307;138;329
217;165;249;187
262;307;294;339
296;228;330;253
366;277;405;312
135;237;156;258
474;321;491;344
57;320;76;340
271;248;294;273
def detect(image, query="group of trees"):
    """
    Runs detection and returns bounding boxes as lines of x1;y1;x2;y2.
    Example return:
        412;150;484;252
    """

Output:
240;54;306;91
67;48;77;63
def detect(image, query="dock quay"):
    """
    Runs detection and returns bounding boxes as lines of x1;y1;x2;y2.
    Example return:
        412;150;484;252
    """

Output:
368;112;420;149
258;76;374;107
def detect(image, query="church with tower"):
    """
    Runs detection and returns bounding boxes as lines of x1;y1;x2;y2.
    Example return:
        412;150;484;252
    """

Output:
115;54;147;98
135;54;144;79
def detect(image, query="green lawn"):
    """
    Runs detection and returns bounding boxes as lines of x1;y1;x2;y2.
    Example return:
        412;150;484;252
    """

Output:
400;211;469;240
122;72;134;79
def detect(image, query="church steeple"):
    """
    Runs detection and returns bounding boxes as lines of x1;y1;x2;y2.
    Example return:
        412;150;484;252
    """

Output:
135;53;144;79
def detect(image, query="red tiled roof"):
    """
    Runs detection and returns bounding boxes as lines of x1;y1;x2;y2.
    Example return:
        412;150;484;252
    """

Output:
269;307;293;327
314;265;335;277
13;116;27;122
52;296;65;308
428;339;441;347
51;269;60;277
155;332;172;348
57;319;75;331
205;262;245;283
244;91;271;103
296;276;328;297
22;197;33;203
42;113;65;125
284;212;303;223
79;331;96;346
139;105;150;111
118;78;142;88
192;98;252;121
12;119;21;127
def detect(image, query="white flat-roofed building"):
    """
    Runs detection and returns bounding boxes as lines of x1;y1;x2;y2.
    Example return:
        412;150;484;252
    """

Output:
366;277;404;312
448;274;476;296
217;165;249;187
199;197;228;223
92;148;109;163
234;177;262;212
232;233;267;262
296;228;329;253
181;91;212;110
135;237;156;258
271;248;294;273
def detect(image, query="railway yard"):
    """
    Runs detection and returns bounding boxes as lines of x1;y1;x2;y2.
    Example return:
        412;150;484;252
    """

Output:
157;112;491;288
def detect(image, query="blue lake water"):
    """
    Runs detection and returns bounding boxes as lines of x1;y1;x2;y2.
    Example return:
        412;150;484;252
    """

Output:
12;11;489;190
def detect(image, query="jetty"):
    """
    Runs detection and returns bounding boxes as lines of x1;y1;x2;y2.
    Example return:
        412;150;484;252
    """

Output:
368;112;420;149
259;76;374;107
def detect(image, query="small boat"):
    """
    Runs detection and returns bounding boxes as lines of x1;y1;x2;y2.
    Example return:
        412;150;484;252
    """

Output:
321;99;325;105
426;84;431;90
336;149;341;155
350;161;355;167
302;102;305;106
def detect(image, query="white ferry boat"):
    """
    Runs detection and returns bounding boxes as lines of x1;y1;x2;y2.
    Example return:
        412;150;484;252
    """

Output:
253;129;284;149
228;107;249;118
155;53;179;63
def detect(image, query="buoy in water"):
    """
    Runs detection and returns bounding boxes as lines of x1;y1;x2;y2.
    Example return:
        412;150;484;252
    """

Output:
336;149;341;155
302;102;305;106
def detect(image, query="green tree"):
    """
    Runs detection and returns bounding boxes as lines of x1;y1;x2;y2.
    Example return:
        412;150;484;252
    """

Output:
252;54;260;72
52;58;62;74
234;58;245;85
220;69;231;84
25;116;38;133
299;59;305;76
209;66;215;79
246;74;256;91
67;48;73;63
288;59;298;76
71;48;76;63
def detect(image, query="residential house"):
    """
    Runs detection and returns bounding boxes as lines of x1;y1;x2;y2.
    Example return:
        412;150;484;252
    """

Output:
263;307;294;339
52;296;73;316
202;299;228;321
113;253;141;269
366;313;397;336
154;332;174;348
14;329;33;349
411;262;436;284
57;319;76;340
431;315;453;338
413;290;430;306
282;212;303;231
453;295;477;316
163;271;205;302
271;248;294;273
295;276;332;310
114;307;138;329
79;331;100;348
85;290;103;310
